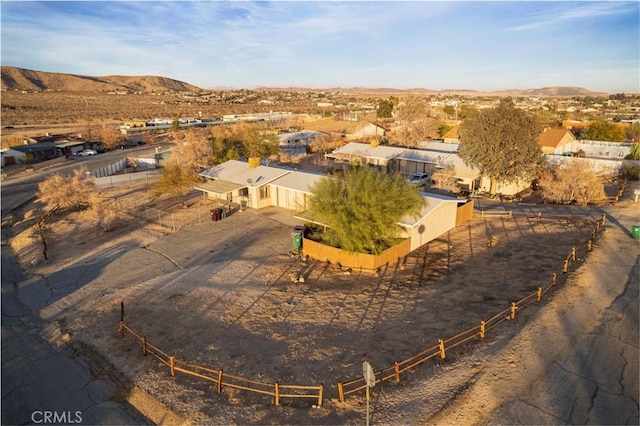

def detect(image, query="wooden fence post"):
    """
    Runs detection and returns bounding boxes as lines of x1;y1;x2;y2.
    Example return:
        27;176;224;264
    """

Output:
587;240;592;252
537;287;542;302
274;382;280;406
510;302;517;320
601;213;606;224
571;247;576;262
338;382;345;403
562;259;569;273
217;370;223;394
480;321;486;339
537;212;542;221
170;356;175;377
509;210;513;219
438;339;446;359
394;362;400;382
552;272;557;286
142;337;147;356
318;383;324;407
120;301;125;322
591;230;596;241
567;213;572;224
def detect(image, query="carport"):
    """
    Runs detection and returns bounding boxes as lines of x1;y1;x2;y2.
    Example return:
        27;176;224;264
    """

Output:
194;179;247;206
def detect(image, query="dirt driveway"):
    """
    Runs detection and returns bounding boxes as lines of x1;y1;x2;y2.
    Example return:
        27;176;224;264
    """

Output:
6;181;612;425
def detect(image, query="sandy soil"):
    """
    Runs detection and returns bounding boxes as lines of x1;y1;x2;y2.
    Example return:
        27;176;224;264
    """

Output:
6;180;611;425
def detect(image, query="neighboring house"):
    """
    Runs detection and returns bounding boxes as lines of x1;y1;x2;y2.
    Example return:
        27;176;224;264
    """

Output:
277;131;324;149
397;193;461;251
572;140;632;159
442;125;460;144
328;142;529;195
1;148;27;167
8;143;57;163
350;122;388;140
538;128;576;155
324;141;405;169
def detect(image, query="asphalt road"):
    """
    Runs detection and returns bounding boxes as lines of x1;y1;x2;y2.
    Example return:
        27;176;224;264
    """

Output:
1;153;158;425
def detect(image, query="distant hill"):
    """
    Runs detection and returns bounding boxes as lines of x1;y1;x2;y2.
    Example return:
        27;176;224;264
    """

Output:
2;66;608;97
1;66;203;92
253;86;609;97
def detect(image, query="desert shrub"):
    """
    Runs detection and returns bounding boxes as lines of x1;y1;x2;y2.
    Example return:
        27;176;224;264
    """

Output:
539;160;606;205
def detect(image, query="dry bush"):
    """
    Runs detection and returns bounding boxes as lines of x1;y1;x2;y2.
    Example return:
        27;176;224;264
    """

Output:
37;166;97;212
431;168;460;194
539;160;606;205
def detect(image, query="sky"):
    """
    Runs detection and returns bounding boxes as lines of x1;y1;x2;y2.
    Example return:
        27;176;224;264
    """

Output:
1;1;638;93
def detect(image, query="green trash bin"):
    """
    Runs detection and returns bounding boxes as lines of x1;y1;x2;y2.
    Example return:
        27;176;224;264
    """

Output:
632;225;640;240
293;233;303;249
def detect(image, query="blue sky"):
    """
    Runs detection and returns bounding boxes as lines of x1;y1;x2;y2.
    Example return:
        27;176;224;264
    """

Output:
1;1;638;93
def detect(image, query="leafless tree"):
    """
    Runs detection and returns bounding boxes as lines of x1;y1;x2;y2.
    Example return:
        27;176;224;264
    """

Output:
101;125;125;150
539;160;606;205
431;168;461;194
390;95;439;146
172;129;215;172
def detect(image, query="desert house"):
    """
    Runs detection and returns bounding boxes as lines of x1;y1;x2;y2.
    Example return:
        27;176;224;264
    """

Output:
538;128;576;155
196;160;325;211
196;159;474;259
350;122;389;140
442;125;461;144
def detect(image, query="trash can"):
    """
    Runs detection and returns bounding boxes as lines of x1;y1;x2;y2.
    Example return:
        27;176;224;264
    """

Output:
292;227;303;250
632;225;640;240
210;209;219;222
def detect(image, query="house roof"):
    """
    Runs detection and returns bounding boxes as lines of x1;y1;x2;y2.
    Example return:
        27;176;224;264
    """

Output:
326;142;405;161
193;179;246;196
278;131;324;143
10;143;57;153
269;170;326;194
443;125;460;140
539;128;575;148
200;160;290;188
398;193;460;228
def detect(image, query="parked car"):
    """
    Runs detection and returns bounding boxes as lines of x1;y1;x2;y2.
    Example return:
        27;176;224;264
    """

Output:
406;172;431;187
77;149;97;157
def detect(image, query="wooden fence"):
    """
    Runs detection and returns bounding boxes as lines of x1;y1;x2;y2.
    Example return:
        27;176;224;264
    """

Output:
118;311;323;407
336;213;607;402
302;237;411;273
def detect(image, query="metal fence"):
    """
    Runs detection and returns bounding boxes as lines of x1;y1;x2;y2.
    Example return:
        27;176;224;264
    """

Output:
94;170;161;189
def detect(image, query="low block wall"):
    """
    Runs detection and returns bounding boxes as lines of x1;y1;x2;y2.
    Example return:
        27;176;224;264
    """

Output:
302;237;411;273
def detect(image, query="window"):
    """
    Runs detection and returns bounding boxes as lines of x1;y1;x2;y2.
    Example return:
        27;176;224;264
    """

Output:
259;186;270;199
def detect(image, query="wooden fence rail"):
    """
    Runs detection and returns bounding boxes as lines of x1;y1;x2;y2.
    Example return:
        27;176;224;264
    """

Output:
337;215;605;402
119;320;323;406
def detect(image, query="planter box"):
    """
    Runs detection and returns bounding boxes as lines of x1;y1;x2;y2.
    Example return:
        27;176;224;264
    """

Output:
302;237;411;274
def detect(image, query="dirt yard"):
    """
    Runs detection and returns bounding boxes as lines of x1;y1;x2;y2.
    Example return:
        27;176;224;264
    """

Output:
9;182;604;425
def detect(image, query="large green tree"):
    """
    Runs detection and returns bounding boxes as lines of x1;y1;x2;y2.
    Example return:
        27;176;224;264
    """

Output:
582;120;625;142
308;167;425;254
458;99;546;194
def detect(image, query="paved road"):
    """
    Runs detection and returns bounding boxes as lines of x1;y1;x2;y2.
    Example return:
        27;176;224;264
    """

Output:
1;229;146;425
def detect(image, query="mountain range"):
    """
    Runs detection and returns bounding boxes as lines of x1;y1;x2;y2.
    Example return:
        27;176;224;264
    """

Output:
1;66;609;97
